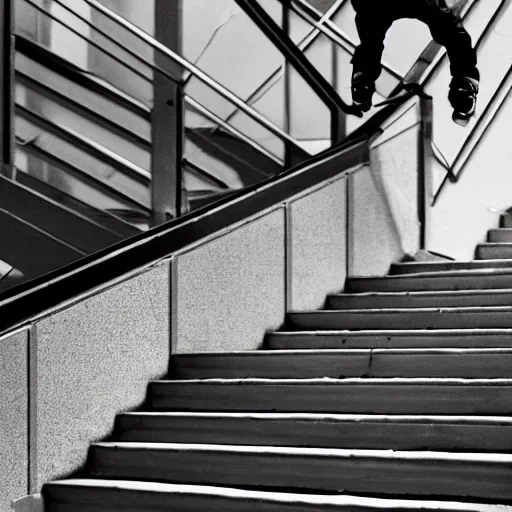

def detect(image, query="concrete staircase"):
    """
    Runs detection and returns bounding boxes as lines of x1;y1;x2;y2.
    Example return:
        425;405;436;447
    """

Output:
43;227;512;510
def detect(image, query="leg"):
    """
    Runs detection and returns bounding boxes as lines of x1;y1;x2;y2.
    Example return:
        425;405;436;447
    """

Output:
350;1;393;111
351;0;393;82
421;0;479;81
419;1;480;124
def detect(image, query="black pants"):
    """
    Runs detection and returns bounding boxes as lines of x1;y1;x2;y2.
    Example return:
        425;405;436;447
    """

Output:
351;0;479;82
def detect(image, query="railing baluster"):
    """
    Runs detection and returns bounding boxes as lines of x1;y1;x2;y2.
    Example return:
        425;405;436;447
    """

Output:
0;0;15;179
418;94;433;251
152;0;184;224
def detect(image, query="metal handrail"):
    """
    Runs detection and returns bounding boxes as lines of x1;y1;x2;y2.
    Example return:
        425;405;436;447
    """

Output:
21;0;152;84
233;0;350;143
15;139;149;210
224;0;346;125
185;97;283;165
17;30;285;172
0;136;368;334
82;0;303;150
27;0;307;161
16;103;151;183
16;68;151;150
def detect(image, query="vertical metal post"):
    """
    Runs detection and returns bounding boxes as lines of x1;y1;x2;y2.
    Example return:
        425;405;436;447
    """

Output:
331;39;345;143
417;95;433;250
282;0;292;170
0;0;15;179
152;0;185;226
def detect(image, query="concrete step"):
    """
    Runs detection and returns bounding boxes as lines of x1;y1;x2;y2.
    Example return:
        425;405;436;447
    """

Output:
346;269;512;293
488;229;512;243
390;260;512;275
116;411;512;452
477;244;512;260
287;307;512;331
265;330;512;350
149;378;512;415
170;349;512;379
327;290;512;309
43;479;512;512
87;442;512;501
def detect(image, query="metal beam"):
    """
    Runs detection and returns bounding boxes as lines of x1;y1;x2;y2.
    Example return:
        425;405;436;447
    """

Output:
233;0;346;145
0;0;14;178
418;96;433;251
152;0;184;224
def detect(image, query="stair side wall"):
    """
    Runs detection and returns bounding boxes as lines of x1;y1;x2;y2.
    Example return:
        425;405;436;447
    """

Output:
29;261;170;492
0;329;28;512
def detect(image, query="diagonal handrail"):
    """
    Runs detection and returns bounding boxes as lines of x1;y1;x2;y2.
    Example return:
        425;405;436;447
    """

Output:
21;0;305;174
82;0;307;150
224;0;347;125
232;0;352;143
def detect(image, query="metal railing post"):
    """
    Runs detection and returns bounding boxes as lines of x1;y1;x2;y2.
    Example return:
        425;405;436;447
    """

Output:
282;0;292;170
234;0;347;147
418;94;433;251
0;0;15;179
331;39;345;144
151;0;185;226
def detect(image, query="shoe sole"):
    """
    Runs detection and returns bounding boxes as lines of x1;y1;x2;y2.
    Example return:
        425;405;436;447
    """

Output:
353;101;372;112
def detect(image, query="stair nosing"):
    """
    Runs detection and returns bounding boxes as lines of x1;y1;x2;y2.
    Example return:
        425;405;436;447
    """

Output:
395;258;512;266
329;289;512;298
269;328;512;335
152;377;512;385
350;268;512;279
45;479;512;511
172;348;512;357
90;442;512;463
289;306;512;314
118;411;512;424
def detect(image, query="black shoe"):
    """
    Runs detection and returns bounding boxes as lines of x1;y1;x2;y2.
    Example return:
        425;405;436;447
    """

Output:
449;76;479;126
352;71;375;113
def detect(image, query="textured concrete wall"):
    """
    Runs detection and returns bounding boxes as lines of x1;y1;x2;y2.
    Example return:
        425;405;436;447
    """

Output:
32;261;170;489
349;118;420;277
288;178;347;311
0;329;28;512
371;119;420;258
175;208;286;353
348;165;405;277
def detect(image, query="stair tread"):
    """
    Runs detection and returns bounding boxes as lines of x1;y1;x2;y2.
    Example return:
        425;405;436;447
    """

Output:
91;442;512;462
119;411;512;424
292;306;512;313
351;268;512;279
173;348;512;356
271;329;512;335
330;289;512;297
153;377;512;385
45;479;512;511
397;258;512;266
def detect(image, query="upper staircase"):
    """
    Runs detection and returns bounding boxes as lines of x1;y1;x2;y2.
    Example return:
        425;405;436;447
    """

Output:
42;220;512;509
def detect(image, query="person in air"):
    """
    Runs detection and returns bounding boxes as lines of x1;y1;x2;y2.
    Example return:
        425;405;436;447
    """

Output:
350;0;480;125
